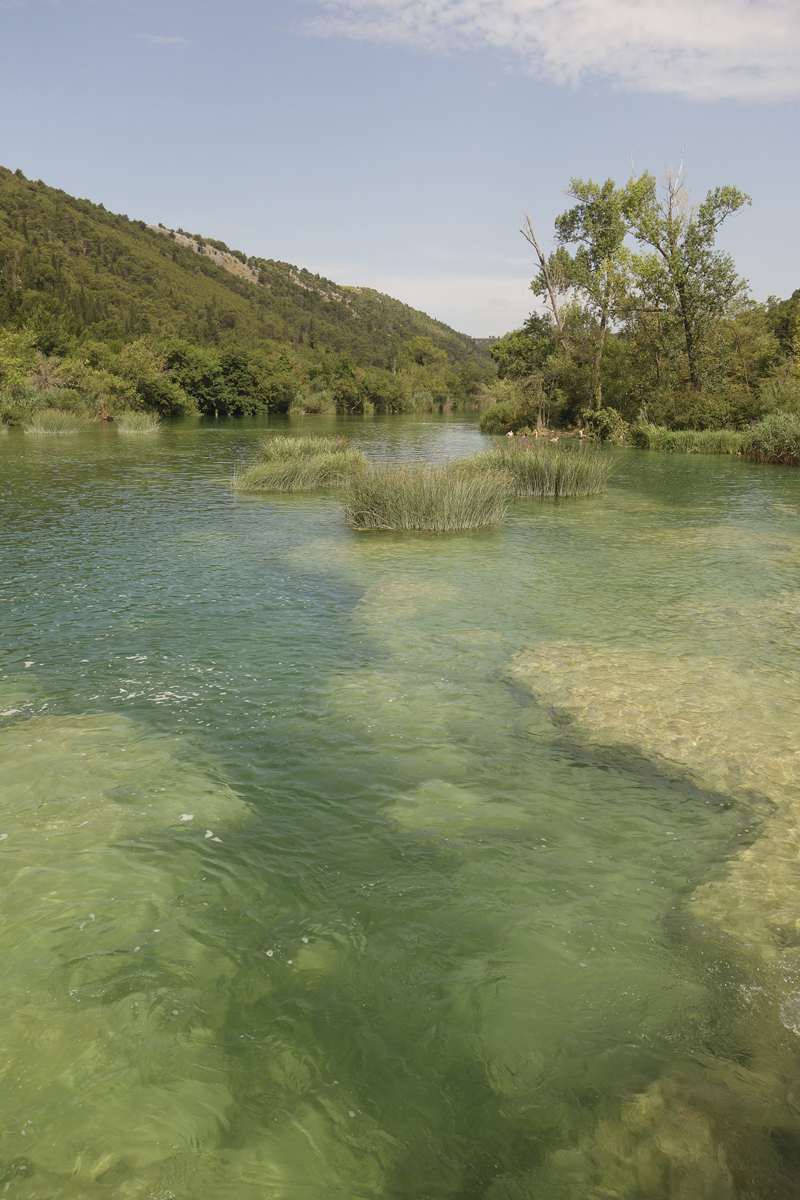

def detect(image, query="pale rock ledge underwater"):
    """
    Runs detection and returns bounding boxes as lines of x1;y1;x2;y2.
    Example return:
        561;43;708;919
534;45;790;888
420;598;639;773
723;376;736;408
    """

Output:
508;640;800;1198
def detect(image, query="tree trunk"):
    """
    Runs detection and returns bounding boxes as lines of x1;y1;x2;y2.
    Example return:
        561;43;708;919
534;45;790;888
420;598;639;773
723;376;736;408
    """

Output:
591;318;607;410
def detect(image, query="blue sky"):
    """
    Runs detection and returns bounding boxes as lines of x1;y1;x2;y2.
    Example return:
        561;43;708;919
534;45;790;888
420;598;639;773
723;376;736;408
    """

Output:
1;0;798;335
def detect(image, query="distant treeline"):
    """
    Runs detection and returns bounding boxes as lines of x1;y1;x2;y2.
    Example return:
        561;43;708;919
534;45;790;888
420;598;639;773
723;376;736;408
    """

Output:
0;331;493;424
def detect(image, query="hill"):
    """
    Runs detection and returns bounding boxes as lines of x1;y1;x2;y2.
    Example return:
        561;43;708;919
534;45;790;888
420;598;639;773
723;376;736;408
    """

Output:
0;165;486;367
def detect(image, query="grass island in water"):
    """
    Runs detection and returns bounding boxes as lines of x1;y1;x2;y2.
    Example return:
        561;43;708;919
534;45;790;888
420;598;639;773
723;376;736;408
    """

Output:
232;433;367;493
232;433;613;531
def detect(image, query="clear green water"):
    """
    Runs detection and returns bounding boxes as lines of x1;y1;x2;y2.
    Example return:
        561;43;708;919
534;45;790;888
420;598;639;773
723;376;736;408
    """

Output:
1;415;800;1198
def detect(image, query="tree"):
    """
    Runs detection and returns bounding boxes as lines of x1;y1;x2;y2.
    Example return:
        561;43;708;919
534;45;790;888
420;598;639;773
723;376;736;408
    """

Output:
553;178;632;409
625;163;751;391
489;314;567;429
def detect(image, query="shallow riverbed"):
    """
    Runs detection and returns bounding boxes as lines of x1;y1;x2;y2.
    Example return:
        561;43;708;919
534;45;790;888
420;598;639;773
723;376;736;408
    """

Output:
1;414;800;1198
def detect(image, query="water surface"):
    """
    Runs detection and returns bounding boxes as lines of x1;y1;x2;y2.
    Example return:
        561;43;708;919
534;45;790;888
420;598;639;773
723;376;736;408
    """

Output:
1;415;799;1198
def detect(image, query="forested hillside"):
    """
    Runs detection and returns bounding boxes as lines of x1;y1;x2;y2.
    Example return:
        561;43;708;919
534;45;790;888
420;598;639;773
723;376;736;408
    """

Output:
0;165;492;420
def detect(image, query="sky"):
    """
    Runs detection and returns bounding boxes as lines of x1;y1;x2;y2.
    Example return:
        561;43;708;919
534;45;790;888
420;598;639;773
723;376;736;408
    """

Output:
1;0;798;336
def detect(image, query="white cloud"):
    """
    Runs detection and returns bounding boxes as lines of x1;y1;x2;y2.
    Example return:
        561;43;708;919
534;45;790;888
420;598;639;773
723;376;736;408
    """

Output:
306;0;800;102
137;34;189;46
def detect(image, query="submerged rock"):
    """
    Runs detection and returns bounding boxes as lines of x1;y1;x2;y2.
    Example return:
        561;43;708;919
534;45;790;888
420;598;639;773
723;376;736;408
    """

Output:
508;641;800;1196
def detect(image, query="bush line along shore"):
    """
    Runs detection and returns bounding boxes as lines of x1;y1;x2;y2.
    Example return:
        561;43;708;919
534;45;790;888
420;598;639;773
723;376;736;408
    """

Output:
479;405;800;468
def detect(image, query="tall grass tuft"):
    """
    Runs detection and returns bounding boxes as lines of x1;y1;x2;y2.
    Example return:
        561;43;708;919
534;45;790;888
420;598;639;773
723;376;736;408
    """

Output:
256;433;353;458
233;433;365;491
467;442;613;497
629;424;743;455
344;460;508;531
742;412;800;466
116;411;162;434
23;409;87;436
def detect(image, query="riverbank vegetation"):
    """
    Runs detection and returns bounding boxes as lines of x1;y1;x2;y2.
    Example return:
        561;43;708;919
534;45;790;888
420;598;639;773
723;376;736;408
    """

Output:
482;162;799;446
232;433;366;492
0;166;493;427
628;425;744;454
626;413;800;464
741;411;800;466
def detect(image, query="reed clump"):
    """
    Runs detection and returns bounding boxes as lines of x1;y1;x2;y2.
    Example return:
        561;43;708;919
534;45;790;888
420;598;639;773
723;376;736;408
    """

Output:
23;409;87;436
467;441;613;497
232;433;366;492
344;460;509;531
115;411;162;434
741;412;800;466
629;424;744;454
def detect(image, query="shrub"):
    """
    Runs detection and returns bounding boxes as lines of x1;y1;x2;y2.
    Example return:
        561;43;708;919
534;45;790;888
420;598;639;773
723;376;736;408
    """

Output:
467;441;613;498
344;461;508;531
23;409;88;435
479;400;520;435
629;424;743;454
581;406;628;443
115;411;162;433
0;383;93;425
742;412;800;466
758;380;800;417
289;386;337;415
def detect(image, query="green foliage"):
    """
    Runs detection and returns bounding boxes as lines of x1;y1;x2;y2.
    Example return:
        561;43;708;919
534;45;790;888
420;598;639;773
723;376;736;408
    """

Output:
625;171;751;391
554;178;633;408
467;441;613;497
758;379;800;415
161;339;226;414
766;289;800;355
479;401;521;435
344;461;509;531
232;434;365;492
741;412;800;466
581;406;628;443
505;166;780;431
289;385;337;415
478;387;543;435
0;382;94;425
628;424;744;454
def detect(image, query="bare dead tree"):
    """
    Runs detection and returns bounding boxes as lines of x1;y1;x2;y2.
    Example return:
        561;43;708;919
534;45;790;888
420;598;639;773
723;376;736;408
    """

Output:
520;215;563;332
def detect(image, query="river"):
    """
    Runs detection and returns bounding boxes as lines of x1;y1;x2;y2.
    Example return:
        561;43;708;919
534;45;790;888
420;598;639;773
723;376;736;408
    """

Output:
1;414;799;1198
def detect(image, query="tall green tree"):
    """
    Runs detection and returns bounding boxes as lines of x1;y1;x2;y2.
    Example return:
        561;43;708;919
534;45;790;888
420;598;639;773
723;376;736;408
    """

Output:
553;178;632;410
625;166;751;391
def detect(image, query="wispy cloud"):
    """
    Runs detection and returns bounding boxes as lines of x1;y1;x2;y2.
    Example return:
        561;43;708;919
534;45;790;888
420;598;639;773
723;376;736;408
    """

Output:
306;0;800;102
137;34;189;46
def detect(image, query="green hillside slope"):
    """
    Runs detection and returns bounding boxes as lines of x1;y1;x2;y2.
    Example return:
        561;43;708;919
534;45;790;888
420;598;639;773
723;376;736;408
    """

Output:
0;166;485;365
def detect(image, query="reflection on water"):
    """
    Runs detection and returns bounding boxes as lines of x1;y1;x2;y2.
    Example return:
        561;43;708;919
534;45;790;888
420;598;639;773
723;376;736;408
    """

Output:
1;417;800;1196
